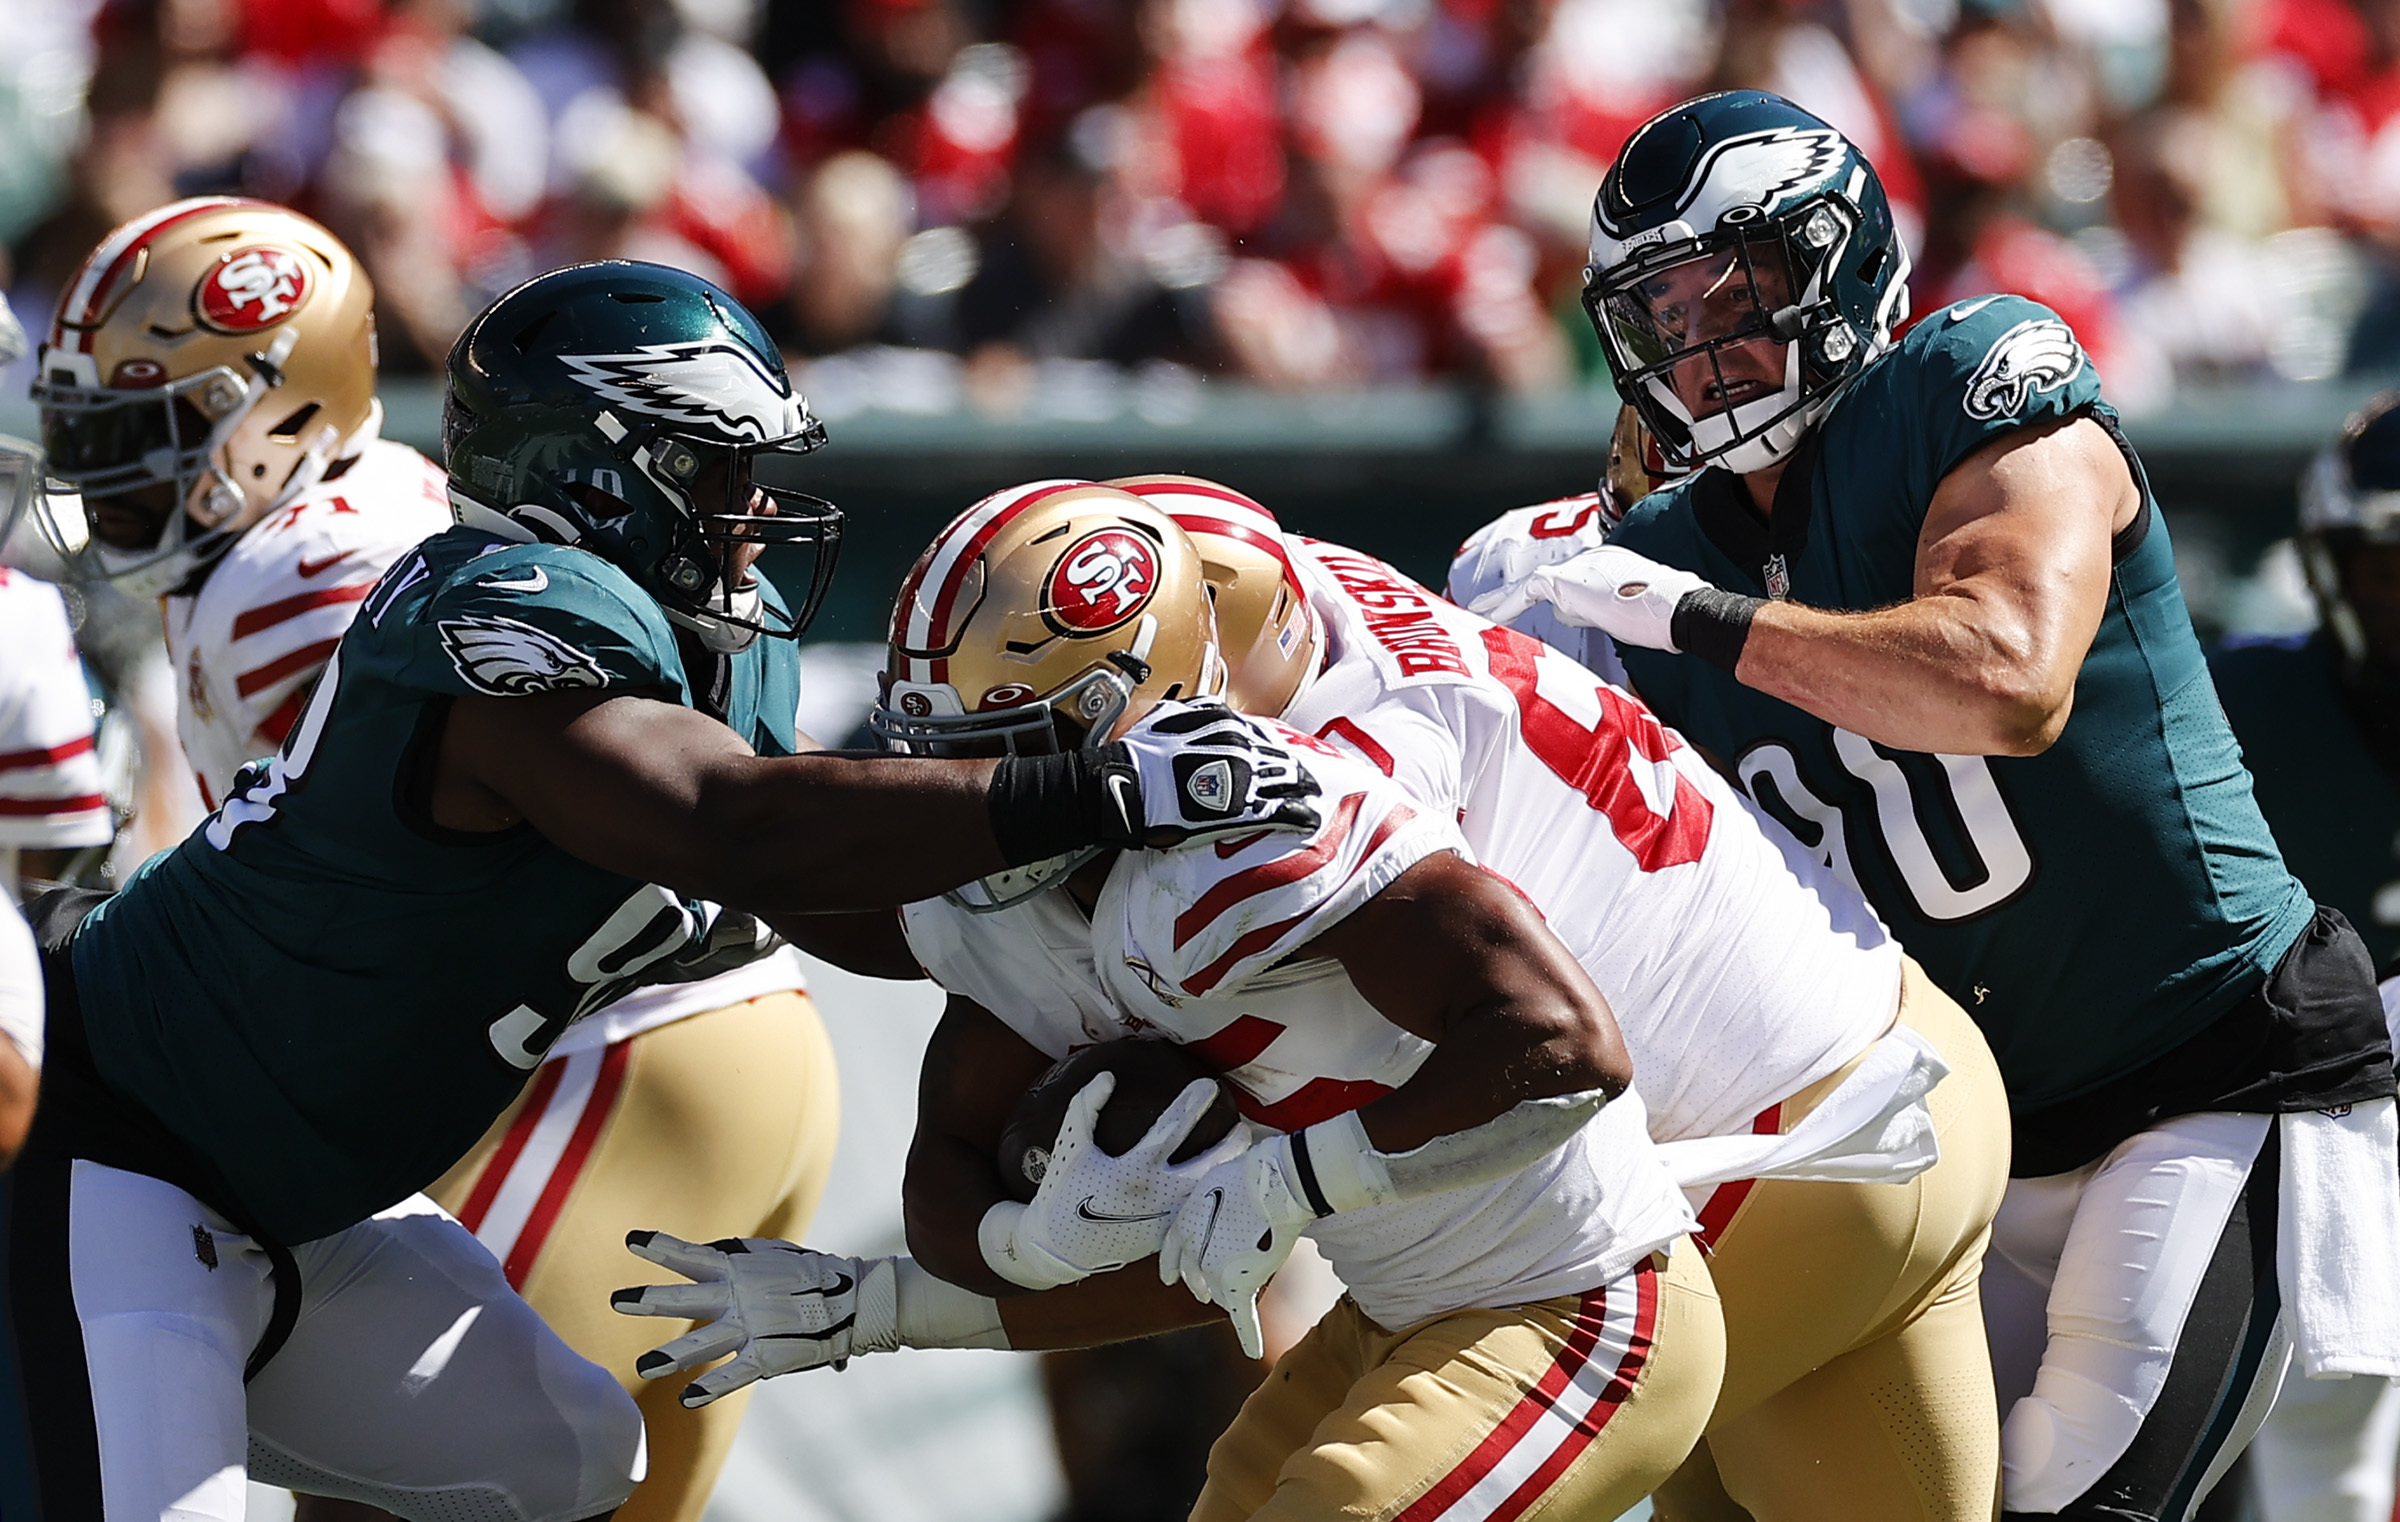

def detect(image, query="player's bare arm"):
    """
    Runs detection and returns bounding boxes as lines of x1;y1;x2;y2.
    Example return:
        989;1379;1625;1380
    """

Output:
903;992;1063;1295
436;686;1017;914
898;996;1226;1337
1734;413;2141;755
1307;849;1629;1150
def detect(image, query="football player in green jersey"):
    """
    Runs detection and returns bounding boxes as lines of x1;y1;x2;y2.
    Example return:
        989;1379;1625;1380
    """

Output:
3;261;1322;1522
2207;396;2400;1522
1454;92;2399;1522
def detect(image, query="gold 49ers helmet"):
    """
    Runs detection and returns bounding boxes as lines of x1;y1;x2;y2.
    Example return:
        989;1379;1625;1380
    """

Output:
874;480;1225;907
31;197;378;595
1108;474;1322;717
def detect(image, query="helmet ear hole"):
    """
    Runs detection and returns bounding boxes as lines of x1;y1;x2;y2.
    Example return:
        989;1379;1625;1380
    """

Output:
568;480;633;520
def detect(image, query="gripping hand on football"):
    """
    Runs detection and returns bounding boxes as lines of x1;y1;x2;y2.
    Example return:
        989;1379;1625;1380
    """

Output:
1466;544;1718;653
1096;700;1322;849
1157;1133;1317;1359
615;1232;1006;1407
980;1073;1248;1291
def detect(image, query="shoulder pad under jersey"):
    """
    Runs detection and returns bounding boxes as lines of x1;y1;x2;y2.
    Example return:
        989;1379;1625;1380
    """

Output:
360;530;689;704
1876;294;2105;485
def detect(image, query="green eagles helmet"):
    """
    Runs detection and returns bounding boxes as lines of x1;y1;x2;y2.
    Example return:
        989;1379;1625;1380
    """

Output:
443;260;842;652
1584;91;1911;474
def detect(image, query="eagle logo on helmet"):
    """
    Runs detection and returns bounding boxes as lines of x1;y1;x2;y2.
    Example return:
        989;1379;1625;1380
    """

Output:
194;246;312;333
558;342;805;443
1044;529;1159;634
1601;125;1848;238
438;614;608;695
1963;319;2085;422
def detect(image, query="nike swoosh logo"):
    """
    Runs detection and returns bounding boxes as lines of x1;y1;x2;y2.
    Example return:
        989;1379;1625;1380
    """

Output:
481;568;549;593
1076;1198;1172;1225
296;551;356;579
1947;297;1999;323
1104;772;1140;830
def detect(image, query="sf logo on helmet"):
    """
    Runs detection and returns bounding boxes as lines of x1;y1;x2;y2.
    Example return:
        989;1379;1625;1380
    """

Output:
1044;529;1158;634
195;246;311;333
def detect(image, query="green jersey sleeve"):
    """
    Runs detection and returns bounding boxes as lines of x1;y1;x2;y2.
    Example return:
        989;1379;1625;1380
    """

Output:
1900;294;2106;491
393;541;689;704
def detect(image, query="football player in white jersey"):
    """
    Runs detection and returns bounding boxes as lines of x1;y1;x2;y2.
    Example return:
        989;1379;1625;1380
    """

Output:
621;482;1730;1522
28;199;833;1522
1096;474;2012;1522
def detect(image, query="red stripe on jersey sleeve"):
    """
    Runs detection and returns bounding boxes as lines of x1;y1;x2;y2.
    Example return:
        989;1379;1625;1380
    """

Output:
1175;792;1364;951
0;794;106;816
0;734;95;773
230;581;374;640
1184;1014;1285;1071
1315;717;1394;776
254;685;310;749
235;638;340;699
1235;1076;1394;1132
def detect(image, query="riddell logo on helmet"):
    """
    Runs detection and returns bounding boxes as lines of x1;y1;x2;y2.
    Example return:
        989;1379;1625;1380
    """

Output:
1044;529;1157;634
194;246;311;333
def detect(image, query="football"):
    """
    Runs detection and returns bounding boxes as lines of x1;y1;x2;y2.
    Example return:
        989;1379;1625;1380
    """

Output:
996;1039;1244;1201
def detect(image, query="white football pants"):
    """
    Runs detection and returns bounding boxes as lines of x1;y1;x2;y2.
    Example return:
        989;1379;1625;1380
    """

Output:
1982;1110;2291;1520
5;1158;643;1522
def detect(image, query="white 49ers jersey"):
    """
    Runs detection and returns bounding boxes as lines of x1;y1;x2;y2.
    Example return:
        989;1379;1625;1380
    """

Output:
1286;537;1901;1144
901;740;1696;1331
165;439;450;804
0;569;112;850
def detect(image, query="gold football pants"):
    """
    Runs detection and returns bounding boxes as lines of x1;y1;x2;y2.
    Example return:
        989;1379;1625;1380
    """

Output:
428;991;840;1522
1652;957;2011;1522
1192;1239;1723;1522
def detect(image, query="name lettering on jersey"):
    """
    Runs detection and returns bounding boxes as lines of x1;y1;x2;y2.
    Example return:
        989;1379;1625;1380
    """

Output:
1963;318;2084;421
365;552;431;629
1311;548;1471;679
438;614;606;696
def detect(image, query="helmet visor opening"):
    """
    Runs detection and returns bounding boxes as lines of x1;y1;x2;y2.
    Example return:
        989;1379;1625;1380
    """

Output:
868;668;1131;760
1591;236;1796;423
39;387;222;498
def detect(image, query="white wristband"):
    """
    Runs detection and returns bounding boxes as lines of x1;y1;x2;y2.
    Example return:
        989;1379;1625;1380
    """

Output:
1295;1112;1399;1215
893;1257;1009;1350
977;1200;1082;1291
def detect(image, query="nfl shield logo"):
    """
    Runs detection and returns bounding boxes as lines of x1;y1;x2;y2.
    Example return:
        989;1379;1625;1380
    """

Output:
1186;759;1233;813
1763;554;1791;601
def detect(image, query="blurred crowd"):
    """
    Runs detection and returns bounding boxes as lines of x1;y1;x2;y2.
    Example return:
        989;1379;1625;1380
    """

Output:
11;0;2400;417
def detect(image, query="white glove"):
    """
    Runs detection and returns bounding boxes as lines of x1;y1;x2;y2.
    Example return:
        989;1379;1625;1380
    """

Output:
1466;544;1716;652
1157;1132;1317;1359
614;1233;1006;1407
979;1073;1246;1290
1446;501;1615;615
1097;699;1322;849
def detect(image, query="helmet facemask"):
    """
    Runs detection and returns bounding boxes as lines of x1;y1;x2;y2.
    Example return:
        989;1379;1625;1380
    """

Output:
32;333;304;596
28;198;381;596
875;641;1153;913
1588;198;1900;475
608;412;842;654
872;482;1228;912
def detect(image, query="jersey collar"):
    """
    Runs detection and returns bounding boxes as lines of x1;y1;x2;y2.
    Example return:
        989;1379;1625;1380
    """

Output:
1690;427;1823;600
